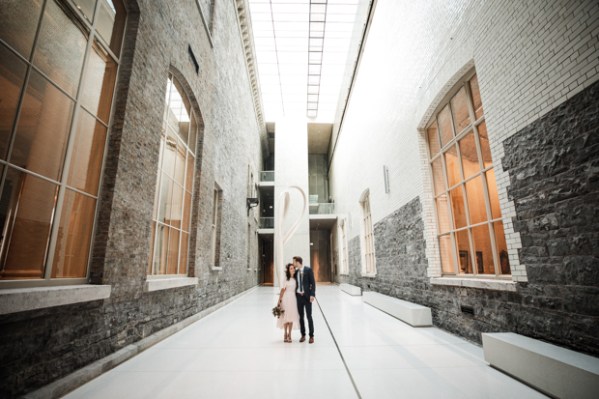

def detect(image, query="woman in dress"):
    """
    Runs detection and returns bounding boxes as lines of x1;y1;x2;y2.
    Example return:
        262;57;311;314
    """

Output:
277;263;300;342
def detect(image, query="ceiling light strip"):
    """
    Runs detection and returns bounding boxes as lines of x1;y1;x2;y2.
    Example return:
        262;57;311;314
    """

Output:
307;0;328;119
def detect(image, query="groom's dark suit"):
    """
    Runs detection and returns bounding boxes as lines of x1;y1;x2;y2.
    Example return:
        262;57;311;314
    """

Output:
295;266;315;338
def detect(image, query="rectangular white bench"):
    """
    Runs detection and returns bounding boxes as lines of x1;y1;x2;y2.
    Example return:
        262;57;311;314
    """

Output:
340;283;361;296
362;291;432;327
482;332;599;399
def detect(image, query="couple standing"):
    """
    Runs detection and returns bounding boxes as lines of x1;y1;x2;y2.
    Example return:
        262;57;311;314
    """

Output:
276;256;315;343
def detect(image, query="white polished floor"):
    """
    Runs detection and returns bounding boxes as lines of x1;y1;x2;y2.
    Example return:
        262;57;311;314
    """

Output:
64;285;547;399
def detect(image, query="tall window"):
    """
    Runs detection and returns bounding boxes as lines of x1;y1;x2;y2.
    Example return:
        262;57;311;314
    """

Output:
148;75;197;275
0;0;126;282
211;185;223;267
427;73;510;276
360;191;376;276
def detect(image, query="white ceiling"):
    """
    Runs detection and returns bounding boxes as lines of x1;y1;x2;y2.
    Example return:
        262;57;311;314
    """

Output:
248;0;362;123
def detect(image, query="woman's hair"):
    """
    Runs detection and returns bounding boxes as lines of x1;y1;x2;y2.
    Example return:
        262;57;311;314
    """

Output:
285;263;294;280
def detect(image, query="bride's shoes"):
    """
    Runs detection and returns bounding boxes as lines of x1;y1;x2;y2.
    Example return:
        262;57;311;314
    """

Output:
284;334;292;343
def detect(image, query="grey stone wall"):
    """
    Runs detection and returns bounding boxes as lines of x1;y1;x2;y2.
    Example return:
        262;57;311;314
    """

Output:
0;0;263;397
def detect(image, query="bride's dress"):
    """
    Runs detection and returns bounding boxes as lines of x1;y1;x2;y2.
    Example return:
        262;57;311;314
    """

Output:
277;278;300;329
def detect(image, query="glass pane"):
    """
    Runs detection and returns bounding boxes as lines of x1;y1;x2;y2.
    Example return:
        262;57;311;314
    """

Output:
185;154;194;193
494;221;510;274
485;169;502;219
166;227;179;274
444;144;461;187
80;40;117;122
0;169;57;279
439;234;455;274
427;121;440;156
52;189;95;278
148;221;156;274
162;134;177;178
11;70;74;180
179;232;189;274
152;223;168;274
170;183;183;229
431;157;445;195
471;224;494;274
450;185;467;228
67;109;107;195
450;87;470;133
174;143;186;186
456;229;472;274
97;0;127;56
182;191;192;232
0;0;43;59
469;74;483;120
437;105;453;147
72;0;97;23
477;121;493;168
436;195;451;234
0;44;28;159
156;173;173;225
465;176;486;225
33;0;88;97
459;132;479;179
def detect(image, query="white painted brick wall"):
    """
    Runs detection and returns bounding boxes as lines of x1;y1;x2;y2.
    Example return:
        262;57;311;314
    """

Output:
329;0;599;282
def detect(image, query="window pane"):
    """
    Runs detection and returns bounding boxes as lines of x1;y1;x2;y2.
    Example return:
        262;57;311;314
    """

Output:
148;221;156;274
444;144;461;187
152;223;168;274
437;105;453;147
72;0;97;23
471;224;494;274
96;0;127;55
450;185;467;228
477;121;492;168
469;74;483;120
431;157;445;195
80;40;117;123
0;44;28;160
166;227;179;274
465;176;486;225
427;121;440;156
456;229;472;274
67;109;106;195
450;87;470;133
179;232;189;273
156;173;173;225
170;183;183;229
439;234;455;274
485;169;502;219
0;169;57;280
436;196;451;234
52;190;95;278
11;70;74;180
459;132;479;179
0;0;43;59
33;0;87;97
174;143;186;187
494;221;510;274
162;134;177;178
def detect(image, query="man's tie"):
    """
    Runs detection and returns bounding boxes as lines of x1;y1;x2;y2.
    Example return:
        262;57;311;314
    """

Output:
299;271;303;294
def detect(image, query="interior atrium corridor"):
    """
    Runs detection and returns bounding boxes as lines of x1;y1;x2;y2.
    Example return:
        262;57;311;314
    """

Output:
64;285;546;399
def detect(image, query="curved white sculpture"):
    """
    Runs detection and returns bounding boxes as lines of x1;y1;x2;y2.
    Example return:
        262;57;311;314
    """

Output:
273;185;308;288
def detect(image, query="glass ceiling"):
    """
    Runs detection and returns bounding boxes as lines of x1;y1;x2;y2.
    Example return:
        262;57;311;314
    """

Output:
248;0;362;123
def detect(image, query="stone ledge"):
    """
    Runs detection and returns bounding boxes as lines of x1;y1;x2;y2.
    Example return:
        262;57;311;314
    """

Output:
0;285;111;315
430;277;517;291
363;291;432;327
340;283;361;296
482;332;599;399
144;277;198;292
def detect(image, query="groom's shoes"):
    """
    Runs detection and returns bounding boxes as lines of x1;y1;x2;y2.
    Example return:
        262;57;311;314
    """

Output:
299;335;306;343
309;337;314;344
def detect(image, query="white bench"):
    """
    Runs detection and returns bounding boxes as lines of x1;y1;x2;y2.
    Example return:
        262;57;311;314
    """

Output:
340;283;361;296
362;291;432;327
482;332;599;399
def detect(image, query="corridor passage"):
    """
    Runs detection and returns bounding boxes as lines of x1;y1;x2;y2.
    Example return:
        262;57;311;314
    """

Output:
65;286;546;398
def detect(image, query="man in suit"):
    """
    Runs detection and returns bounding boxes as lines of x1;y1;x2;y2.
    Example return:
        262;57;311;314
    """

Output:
293;256;315;343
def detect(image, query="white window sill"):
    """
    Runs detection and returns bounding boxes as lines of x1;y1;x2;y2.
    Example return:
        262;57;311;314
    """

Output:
144;277;198;292
361;273;377;278
430;277;517;291
0;284;111;315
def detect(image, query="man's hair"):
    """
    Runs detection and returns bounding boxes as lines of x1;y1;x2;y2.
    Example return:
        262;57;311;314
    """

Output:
293;256;303;265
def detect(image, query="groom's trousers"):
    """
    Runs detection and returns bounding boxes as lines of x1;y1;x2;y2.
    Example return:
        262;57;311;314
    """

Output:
296;294;314;337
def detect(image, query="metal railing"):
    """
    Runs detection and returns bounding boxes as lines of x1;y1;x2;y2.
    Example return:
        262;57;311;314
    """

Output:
260;217;274;228
308;203;335;215
259;171;274;182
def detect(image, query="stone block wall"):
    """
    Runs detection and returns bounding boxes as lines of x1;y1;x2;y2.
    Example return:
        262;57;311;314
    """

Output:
0;0;264;396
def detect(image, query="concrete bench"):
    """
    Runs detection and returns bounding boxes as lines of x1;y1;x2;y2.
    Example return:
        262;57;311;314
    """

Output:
362;291;432;327
482;332;599;399
340;283;361;296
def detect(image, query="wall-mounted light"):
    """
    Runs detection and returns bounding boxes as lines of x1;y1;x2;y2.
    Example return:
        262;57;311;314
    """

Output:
247;197;259;215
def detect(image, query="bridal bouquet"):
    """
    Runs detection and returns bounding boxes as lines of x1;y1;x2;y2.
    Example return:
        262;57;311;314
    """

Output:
272;304;285;318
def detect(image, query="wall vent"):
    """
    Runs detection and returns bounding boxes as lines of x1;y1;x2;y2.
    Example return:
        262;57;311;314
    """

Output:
460;305;475;315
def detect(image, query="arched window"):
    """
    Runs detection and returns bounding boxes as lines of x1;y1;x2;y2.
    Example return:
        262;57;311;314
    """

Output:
0;0;126;283
148;75;197;275
426;72;510;276
360;190;376;276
